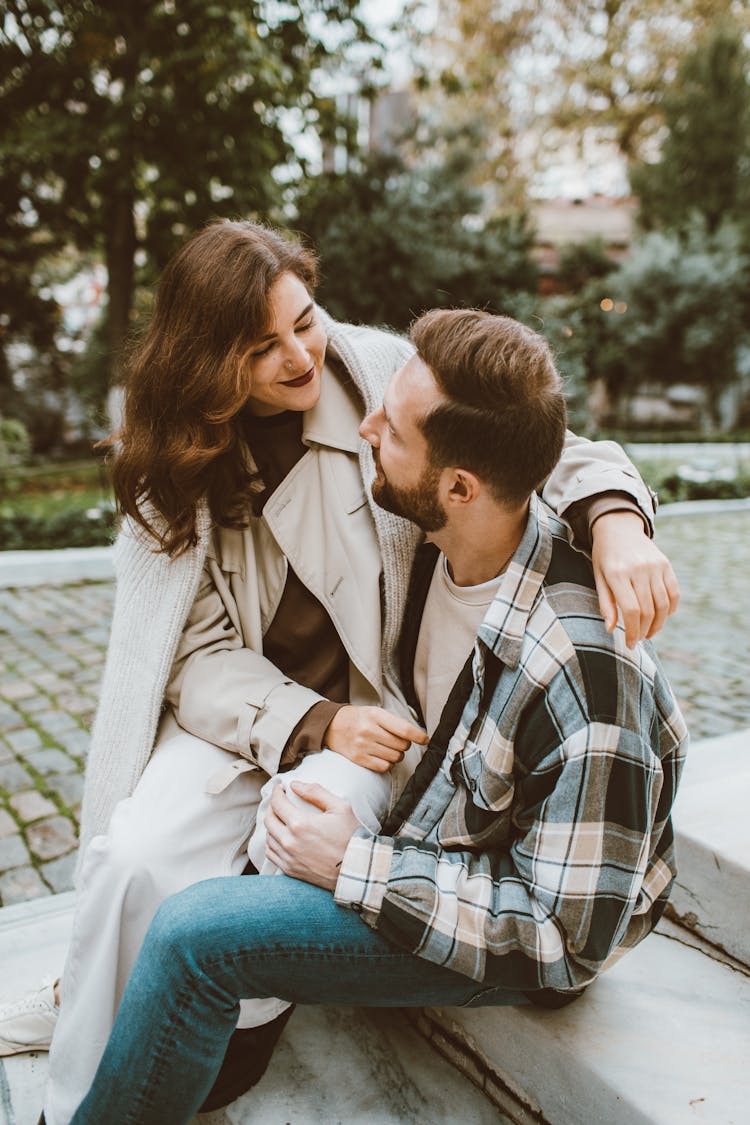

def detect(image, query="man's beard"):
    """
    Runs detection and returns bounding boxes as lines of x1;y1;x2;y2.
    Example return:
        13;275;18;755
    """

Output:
371;458;447;532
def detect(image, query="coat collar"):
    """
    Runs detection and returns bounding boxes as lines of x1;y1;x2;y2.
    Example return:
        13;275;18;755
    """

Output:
301;354;363;457
476;492;553;670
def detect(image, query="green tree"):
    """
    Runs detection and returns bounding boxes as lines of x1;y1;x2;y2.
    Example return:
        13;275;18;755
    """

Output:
631;18;750;233
556;238;617;294
294;152;538;330
579;221;750;426
418;0;744;200
0;0;375;390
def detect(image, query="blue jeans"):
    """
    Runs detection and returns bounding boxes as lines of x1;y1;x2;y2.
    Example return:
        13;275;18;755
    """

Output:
70;875;528;1124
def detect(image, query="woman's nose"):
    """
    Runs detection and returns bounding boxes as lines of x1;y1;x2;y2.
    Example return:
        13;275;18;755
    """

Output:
283;336;310;371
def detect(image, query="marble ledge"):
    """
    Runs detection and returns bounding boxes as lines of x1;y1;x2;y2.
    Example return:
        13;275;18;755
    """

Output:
425;924;750;1125
671;727;750;966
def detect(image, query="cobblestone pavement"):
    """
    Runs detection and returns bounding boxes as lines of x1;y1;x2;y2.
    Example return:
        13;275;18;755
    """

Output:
0;508;748;907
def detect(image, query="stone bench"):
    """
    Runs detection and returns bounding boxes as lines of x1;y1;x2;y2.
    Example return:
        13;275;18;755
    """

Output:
2;730;748;1123
0;896;507;1124
416;728;750;1123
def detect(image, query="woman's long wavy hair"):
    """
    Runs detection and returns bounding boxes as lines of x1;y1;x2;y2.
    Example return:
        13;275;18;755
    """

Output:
110;220;318;556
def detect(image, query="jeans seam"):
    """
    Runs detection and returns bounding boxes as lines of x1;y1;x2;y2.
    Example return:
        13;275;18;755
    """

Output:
124;978;209;1123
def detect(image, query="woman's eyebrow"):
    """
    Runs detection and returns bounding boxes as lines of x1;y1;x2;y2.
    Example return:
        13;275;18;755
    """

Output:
255;302;314;345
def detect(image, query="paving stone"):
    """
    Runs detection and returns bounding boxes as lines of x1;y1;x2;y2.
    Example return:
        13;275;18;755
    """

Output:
25;816;77;861
9;790;58;823
55;692;95;715
0;807;18;838
53;728;90;758
40;850;78;893
24;748;77;776
5;727;43;753
0;865;51;905
0;760;33;794
29;673;67;693
33;710;80;735
0;832;31;869
0;704;24;733
0;680;37;702
46;772;84;811
0;741;14;763
20;695;53;713
12;656;44;671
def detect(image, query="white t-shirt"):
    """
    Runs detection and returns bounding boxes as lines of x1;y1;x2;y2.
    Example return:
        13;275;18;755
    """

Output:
413;554;504;737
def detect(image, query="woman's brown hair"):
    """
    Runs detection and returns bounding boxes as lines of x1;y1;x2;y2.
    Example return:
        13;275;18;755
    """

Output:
110;220;318;555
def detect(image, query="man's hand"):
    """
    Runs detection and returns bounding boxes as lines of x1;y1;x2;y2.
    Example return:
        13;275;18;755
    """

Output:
264;782;361;891
591;511;680;648
325;705;428;772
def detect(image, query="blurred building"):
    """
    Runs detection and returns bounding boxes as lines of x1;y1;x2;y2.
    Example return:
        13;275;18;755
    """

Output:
531;195;636;282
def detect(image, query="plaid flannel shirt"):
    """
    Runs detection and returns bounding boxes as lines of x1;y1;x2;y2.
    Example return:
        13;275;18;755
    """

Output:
335;493;688;993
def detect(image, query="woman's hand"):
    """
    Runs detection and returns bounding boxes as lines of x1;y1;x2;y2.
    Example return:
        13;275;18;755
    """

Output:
325;705;428;772
591;511;680;647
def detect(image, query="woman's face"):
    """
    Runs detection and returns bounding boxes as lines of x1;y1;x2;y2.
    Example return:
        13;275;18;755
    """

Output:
244;272;327;416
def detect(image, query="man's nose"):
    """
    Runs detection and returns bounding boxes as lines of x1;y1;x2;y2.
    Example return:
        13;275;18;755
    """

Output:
359;410;380;445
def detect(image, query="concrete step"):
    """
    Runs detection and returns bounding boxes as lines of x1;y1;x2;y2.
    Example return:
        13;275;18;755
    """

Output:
0;893;508;1125
423;918;750;1125
670;727;750;965
2;729;748;1124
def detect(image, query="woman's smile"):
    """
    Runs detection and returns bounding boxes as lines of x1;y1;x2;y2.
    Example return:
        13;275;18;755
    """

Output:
281;366;315;388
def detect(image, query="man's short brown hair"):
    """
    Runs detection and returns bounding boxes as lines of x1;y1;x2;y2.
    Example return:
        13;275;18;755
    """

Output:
410;309;567;507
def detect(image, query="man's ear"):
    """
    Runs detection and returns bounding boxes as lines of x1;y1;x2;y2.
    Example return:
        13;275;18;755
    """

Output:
446;468;481;506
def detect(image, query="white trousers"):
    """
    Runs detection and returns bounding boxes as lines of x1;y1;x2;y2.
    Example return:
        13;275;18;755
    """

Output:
45;727;393;1125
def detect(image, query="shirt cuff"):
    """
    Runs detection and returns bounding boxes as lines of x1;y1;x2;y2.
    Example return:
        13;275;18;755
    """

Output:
334;828;394;925
280;699;345;768
566;492;651;551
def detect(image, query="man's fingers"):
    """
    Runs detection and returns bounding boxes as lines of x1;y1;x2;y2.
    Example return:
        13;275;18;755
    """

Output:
664;567;681;615
264;804;294;853
629;573;657;643
594;568;618;633
289;781;346;812
645;575;671;638
269;783;299;823
601;572;642;647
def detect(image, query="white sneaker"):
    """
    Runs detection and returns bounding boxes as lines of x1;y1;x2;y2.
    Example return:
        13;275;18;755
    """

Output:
0;980;59;1056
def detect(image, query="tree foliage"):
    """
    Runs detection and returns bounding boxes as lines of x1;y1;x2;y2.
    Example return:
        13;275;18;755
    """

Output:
0;0;376;388
293;151;538;330
555;237;617;294
576;221;750;421
631;18;750;234
419;0;746;200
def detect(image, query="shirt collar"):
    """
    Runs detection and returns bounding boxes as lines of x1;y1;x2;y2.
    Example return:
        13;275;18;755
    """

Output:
476;492;553;670
301;359;362;455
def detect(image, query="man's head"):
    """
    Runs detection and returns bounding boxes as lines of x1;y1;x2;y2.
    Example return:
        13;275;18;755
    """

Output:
360;309;568;530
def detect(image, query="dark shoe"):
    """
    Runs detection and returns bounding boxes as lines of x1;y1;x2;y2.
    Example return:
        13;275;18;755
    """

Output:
199;1005;295;1112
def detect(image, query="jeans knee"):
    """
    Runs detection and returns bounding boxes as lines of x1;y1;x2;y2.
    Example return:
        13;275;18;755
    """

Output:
144;881;234;989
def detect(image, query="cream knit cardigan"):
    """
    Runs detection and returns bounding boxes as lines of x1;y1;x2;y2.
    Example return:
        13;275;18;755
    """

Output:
77;313;419;867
